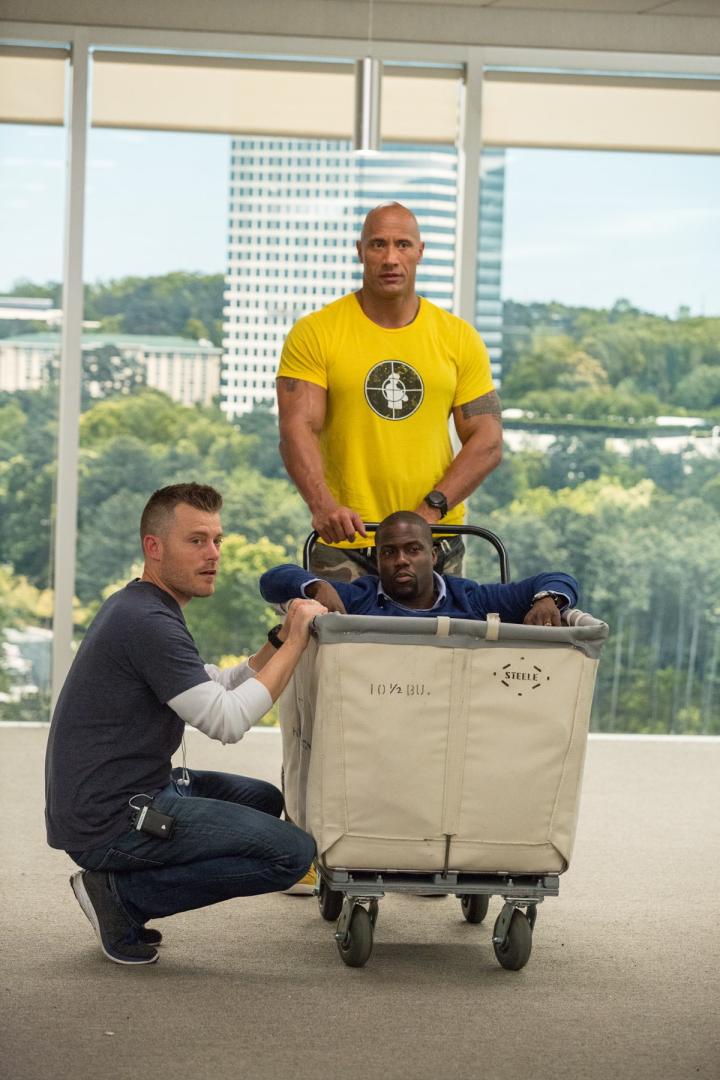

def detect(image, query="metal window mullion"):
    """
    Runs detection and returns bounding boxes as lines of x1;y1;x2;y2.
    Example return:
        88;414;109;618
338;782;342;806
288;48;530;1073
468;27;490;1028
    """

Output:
454;51;483;325
51;31;90;710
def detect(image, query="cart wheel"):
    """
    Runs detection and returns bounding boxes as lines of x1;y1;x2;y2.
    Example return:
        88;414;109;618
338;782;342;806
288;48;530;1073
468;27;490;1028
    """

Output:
336;905;373;968
493;909;533;971
460;894;489;924
318;879;344;922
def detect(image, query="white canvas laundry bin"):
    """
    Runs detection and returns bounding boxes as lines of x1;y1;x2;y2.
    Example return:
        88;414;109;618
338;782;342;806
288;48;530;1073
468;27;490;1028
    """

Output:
280;611;608;877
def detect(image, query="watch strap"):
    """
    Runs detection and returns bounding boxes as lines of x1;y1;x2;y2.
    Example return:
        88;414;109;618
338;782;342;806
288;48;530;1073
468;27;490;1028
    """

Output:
424;489;449;518
532;591;566;610
267;623;284;649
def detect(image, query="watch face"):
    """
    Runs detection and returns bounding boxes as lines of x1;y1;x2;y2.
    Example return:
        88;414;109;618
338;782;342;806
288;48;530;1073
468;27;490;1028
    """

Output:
426;492;447;513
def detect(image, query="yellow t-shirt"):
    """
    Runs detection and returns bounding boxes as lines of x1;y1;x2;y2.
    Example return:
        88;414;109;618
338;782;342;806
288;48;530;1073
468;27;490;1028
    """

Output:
278;293;495;548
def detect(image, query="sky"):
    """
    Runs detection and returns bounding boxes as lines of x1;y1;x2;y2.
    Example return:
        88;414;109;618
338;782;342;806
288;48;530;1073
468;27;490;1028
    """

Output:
1;124;719;317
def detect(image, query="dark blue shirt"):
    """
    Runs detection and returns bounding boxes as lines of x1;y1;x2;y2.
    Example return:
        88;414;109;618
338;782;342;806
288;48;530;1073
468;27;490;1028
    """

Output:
45;581;210;851
260;565;579;623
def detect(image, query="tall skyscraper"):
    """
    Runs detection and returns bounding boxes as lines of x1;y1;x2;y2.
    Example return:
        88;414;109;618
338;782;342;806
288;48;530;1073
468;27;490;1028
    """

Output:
222;138;503;416
476;149;506;382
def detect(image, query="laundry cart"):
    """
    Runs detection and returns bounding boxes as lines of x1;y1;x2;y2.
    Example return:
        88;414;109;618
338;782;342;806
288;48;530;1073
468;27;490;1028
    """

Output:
280;527;608;970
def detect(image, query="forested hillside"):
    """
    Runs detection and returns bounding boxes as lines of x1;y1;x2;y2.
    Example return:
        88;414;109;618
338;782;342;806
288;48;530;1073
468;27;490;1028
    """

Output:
2;273;225;345
501;299;720;419
1;275;718;731
4;277;719;416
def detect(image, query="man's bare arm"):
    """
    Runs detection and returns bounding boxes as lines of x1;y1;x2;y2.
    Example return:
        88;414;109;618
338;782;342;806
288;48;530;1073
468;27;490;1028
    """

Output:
414;390;503;523
276;376;366;543
458;389;503;422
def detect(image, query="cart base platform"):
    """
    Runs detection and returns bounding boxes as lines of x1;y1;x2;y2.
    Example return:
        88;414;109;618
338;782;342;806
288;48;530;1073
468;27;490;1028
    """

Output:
316;863;560;970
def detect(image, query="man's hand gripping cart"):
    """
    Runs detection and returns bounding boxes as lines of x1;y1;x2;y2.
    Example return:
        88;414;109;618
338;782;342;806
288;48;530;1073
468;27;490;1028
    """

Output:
280;525;608;970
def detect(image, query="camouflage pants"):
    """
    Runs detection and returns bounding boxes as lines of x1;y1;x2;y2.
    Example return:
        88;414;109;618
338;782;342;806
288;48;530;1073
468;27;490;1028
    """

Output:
308;535;465;582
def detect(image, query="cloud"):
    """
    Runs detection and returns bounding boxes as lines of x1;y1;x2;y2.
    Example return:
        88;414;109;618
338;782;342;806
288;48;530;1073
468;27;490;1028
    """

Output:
0;156;62;169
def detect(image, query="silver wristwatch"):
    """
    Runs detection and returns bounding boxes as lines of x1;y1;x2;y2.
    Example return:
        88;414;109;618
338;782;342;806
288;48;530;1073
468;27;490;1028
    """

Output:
531;590;565;609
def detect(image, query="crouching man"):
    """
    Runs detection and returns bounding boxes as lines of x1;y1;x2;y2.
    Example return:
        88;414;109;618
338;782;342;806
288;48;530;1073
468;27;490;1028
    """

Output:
45;482;326;966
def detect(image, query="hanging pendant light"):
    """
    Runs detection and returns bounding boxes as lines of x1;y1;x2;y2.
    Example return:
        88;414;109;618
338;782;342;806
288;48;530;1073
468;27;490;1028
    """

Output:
353;0;381;153
354;56;382;153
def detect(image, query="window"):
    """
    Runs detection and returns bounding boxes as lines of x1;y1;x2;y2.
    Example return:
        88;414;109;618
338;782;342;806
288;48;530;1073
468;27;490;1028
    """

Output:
0;47;67;719
469;69;720;734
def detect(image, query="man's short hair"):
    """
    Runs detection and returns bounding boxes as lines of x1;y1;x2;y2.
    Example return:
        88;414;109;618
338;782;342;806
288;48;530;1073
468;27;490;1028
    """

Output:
375;511;433;549
140;483;223;541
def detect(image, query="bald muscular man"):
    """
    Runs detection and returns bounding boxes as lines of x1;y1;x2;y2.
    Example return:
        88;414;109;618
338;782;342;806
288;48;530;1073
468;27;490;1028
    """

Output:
276;201;502;581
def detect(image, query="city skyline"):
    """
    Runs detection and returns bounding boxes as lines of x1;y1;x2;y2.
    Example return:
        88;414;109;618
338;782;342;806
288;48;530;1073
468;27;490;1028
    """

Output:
1;124;719;319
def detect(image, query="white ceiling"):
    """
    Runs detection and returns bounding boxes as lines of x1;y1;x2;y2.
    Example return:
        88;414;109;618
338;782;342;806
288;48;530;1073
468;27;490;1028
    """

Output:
385;0;720;12
2;0;720;59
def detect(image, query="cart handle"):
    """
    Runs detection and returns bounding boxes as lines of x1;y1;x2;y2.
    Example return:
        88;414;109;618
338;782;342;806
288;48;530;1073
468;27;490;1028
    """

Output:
302;523;510;583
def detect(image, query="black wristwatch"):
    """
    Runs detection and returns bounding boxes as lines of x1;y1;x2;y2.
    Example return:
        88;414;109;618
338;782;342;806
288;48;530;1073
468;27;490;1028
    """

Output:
424;489;448;519
267;624;285;649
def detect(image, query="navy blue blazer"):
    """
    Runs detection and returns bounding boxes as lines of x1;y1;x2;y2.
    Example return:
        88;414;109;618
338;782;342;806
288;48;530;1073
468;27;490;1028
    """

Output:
259;565;579;624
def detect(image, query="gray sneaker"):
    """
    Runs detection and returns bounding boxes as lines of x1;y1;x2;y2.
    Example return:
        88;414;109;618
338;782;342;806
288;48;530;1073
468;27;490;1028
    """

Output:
70;871;158;965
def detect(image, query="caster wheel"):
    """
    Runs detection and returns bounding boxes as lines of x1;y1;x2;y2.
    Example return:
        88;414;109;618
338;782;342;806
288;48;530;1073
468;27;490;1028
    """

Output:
337;905;373;968
318;879;344;922
460;894;489;924
493;908;533;971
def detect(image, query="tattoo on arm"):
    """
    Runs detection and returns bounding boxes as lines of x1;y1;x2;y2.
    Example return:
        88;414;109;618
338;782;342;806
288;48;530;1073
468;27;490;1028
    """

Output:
277;377;299;393
461;390;502;420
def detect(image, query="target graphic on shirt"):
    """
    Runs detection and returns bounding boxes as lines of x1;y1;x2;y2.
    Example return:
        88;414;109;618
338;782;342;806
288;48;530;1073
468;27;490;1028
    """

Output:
364;360;424;421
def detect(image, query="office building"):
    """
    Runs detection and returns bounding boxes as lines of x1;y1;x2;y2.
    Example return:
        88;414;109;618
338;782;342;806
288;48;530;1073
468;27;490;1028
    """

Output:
221;139;460;417
0;332;222;406
477;149;506;380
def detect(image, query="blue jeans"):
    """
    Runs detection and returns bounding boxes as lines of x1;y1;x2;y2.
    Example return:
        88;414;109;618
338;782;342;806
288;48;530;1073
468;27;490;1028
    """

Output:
69;769;316;926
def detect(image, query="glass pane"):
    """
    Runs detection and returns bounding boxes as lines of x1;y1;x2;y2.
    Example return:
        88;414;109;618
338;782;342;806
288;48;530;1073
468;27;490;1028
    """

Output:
74;55;460;703
77;125;264;656
225;138;457;415
0;108;65;720
471;141;720;735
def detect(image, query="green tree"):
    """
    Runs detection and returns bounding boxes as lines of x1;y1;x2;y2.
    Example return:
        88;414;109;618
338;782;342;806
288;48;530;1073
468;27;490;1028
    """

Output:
0;565;53;696
69;391;304;603
184;318;210;341
233;401;286;480
184;534;286;658
87;272;225;346
80;343;147;407
500;299;720;420
675;365;720;410
80;388;188;446
75;490;149;602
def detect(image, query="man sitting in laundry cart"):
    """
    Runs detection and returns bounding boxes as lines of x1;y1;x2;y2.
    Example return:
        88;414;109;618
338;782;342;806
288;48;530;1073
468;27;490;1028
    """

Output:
260;511;578;630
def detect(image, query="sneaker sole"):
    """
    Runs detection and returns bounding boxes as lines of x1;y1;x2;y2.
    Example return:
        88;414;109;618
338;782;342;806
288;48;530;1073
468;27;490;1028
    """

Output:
70;872;158;966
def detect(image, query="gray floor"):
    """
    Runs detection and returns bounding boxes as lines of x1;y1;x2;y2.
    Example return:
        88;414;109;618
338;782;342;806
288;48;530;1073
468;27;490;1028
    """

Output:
2;726;719;1080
